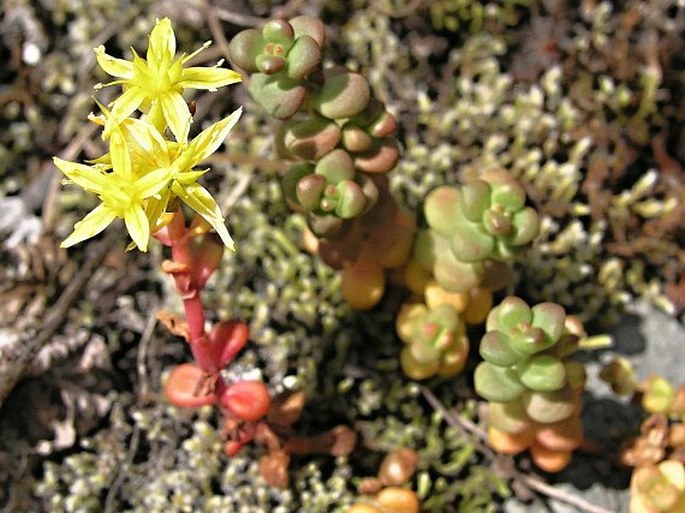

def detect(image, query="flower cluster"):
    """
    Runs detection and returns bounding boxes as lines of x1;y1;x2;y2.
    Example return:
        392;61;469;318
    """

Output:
54;18;242;251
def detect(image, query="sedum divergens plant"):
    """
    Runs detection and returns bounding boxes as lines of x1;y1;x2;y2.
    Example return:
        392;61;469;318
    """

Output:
54;17;277;456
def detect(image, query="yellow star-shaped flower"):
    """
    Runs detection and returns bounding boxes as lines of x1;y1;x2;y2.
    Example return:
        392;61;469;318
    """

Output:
54;128;172;251
94;17;241;142
140;107;243;251
85;103;243;250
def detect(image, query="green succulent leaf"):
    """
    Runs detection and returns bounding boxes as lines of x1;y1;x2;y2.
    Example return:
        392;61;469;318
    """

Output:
490;179;526;212
488;296;532;332
450;219;495;263
315;148;355;183
410;338;441;365
475;362;526;402
289;15;325;47
314;69;370;119
507;327;548;355
565;361;587;390
531;302;566;345
516;354;567;392
335;180;366;218
412;229;437;271
227;29;264;72
283;117;341;160
509;207;540;246
261;19;294;47
482;209;513;237
459;180;491;222
400;347;439;381
479;330;522;366
368;111;397;138
523;386;576;424
256;54;286;74
247;73;306;119
424;186;460;237
433;249;484;293
488;400;532;434
285;35;322;79
281;163;313;208
296;174;326;210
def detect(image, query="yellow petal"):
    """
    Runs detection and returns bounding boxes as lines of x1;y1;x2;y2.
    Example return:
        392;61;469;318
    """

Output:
61;204;117;248
109;129;132;180
54;157;108;195
171;181;234;250
184;107;242;167
179;67;242;90
147;18;176;70
110;86;147;122
174;170;207;186
145;188;172;232
124;117;166;154
133;167;172;198
160;92;191;143
145;102;168;134
124;204;150;251
94;46;134;79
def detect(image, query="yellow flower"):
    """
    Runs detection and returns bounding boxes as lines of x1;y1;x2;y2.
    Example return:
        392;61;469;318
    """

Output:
54;127;172;251
87;103;243;250
94;17;241;142
144;107;243;251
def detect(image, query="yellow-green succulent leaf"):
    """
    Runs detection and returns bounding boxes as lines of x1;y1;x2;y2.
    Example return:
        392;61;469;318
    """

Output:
171;181;234;250
61;204;117;248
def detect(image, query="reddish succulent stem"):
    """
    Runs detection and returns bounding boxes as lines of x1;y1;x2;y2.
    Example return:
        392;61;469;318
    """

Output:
164;209;212;370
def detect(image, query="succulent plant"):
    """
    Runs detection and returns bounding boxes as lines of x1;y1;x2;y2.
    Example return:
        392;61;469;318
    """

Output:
425;170;539;262
396;302;469;380
282;149;380;229
474;296;586;471
230;16;401;239
630;460;685;513
416;169;539;294
228;17;325;118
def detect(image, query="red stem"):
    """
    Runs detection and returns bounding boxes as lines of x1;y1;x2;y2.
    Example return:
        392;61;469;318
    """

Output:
165;210;214;372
